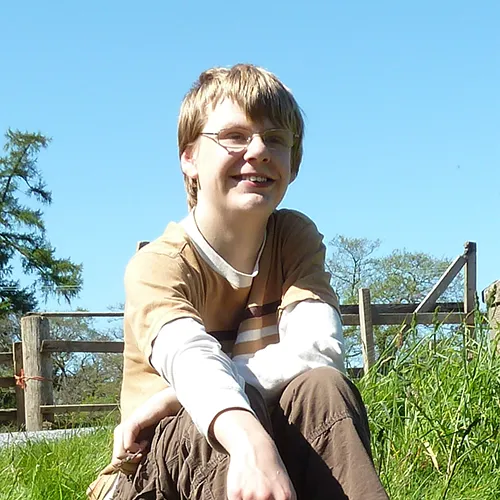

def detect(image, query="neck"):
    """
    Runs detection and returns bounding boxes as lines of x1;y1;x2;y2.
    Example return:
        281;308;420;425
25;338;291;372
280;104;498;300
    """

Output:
193;205;268;274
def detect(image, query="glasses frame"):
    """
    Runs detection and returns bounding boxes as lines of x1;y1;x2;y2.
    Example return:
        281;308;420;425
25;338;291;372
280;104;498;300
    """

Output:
200;128;298;152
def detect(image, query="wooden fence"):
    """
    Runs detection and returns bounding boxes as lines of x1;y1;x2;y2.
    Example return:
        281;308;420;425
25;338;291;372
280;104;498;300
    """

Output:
0;241;484;431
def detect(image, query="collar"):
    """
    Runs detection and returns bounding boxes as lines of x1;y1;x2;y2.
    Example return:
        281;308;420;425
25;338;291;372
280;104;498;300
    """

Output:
180;211;266;289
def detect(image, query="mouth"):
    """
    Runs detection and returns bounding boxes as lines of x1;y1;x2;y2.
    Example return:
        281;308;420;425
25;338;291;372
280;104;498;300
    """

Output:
232;174;274;186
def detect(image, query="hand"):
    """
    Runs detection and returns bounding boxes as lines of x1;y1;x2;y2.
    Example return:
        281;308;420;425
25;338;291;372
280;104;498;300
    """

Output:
212;409;296;500
109;419;149;476
105;387;182;475
227;438;296;500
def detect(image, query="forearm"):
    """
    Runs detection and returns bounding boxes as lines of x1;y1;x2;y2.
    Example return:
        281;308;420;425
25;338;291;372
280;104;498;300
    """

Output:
128;386;182;429
211;408;274;456
212;408;296;499
151;319;255;442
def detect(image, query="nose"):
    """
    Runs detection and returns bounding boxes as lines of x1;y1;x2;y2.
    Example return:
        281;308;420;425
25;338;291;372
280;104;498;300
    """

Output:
243;134;270;163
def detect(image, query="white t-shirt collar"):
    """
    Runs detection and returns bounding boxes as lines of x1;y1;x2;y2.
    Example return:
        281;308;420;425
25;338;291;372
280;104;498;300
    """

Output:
180;211;266;289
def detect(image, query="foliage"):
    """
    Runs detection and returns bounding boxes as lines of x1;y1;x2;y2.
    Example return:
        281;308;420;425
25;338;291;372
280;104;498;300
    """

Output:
49;315;123;407
0;314;20;351
370;251;462;304
327;235;381;305
327;235;464;361
0;422;116;499
327;235;462;305
360;318;500;499
0;129;83;319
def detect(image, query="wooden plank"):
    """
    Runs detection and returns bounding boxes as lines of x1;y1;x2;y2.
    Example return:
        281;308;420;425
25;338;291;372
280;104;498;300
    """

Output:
464;241;477;327
24;303;465;320
41;403;118;414
0;377;15;388
21;303;467;321
340;302;464;314
414;255;467;314
21;316;49;431
379;312;464;325
41;340;124;353
0;352;13;365
359;288;375;374
41;326;54;426
14;342;25;430
26;311;123;318
342;312;464;326
0;409;17;422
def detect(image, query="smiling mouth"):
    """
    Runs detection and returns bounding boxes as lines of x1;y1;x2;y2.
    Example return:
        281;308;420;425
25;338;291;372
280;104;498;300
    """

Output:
232;175;274;185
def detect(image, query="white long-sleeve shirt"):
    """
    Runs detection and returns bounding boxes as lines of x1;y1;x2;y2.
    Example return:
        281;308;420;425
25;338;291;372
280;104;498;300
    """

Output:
151;280;345;440
142;209;344;441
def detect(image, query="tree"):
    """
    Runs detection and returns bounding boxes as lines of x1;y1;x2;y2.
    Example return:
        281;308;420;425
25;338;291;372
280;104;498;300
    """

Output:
370;250;462;304
49;314;123;406
0;129;83;321
327;236;463;362
327;235;381;305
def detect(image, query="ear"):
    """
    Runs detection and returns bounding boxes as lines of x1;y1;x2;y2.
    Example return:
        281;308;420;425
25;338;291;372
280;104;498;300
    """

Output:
181;145;198;180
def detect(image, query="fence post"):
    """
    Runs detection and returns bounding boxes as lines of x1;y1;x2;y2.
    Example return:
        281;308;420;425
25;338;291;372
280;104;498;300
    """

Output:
21;315;53;431
13;342;25;430
464;241;477;340
359;288;375;375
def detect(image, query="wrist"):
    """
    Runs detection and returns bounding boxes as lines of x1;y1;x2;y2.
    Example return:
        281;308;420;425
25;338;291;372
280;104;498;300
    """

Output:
211;408;273;456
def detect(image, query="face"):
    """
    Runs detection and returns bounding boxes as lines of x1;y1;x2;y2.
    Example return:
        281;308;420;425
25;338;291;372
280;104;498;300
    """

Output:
181;99;293;221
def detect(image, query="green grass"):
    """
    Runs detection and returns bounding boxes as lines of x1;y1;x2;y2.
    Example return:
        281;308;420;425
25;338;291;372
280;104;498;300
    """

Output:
360;323;500;499
1;322;499;499
0;420;115;500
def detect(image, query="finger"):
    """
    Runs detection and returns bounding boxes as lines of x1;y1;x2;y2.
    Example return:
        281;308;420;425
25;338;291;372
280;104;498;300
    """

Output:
110;450;143;476
123;449;143;463
124;441;143;454
122;421;142;451
112;425;127;460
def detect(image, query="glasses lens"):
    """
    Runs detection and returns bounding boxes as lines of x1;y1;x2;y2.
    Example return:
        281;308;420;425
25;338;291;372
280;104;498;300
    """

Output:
216;128;295;150
262;129;294;149
218;128;250;150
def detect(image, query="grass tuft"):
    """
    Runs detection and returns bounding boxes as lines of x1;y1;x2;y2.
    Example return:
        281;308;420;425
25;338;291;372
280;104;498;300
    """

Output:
0;425;113;500
360;321;500;499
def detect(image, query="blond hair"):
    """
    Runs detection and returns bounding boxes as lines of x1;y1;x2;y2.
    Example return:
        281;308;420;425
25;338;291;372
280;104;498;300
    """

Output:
178;64;305;209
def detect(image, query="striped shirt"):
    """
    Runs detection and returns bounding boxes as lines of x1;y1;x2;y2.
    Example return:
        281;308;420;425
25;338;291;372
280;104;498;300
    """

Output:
120;209;342;437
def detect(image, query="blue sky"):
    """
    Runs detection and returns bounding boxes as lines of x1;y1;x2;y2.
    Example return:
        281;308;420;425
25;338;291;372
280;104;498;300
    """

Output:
1;1;499;313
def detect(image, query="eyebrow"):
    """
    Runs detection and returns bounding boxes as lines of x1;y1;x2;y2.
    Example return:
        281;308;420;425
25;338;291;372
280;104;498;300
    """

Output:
219;122;280;131
219;122;252;129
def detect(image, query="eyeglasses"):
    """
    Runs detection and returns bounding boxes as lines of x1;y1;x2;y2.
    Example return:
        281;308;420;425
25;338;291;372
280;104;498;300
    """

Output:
200;128;297;152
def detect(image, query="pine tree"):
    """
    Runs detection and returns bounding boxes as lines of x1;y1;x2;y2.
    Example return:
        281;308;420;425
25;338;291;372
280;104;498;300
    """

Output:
0;129;83;320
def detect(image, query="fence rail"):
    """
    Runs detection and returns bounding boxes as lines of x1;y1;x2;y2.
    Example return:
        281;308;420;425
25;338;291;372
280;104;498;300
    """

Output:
41;340;124;353
0;240;490;432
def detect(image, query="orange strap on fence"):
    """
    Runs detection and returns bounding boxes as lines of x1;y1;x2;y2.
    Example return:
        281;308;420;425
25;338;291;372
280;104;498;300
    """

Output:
14;369;51;390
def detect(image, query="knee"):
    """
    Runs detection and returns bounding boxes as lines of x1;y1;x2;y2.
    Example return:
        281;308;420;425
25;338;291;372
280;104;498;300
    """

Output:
281;367;365;418
294;367;350;397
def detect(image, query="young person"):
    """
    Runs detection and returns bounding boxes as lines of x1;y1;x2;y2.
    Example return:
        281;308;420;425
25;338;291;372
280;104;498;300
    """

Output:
88;64;388;500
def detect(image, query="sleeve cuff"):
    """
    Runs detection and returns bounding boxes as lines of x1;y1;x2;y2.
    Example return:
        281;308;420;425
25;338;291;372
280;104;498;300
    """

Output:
198;389;257;453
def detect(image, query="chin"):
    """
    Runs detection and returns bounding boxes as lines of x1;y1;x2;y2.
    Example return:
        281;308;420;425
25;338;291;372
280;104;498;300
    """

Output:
232;196;277;216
